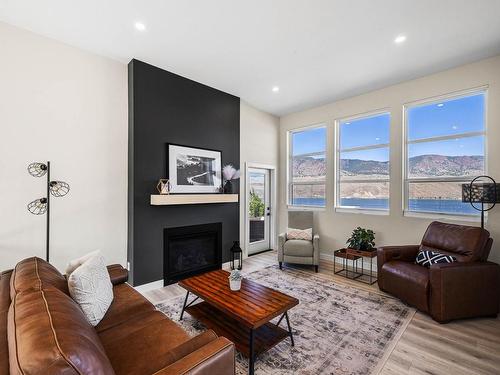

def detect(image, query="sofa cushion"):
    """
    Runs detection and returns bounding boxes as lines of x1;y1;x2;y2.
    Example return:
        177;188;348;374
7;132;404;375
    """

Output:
95;282;155;333
8;287;115;375
10;257;68;300
420;221;490;262
99;310;190;375
68;254;114;326
380;261;430;312
284;239;313;257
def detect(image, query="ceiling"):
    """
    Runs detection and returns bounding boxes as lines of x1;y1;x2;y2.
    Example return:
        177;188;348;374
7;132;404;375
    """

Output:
1;0;500;116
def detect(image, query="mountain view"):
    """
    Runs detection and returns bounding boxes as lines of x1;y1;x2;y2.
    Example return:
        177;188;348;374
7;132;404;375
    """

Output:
293;154;483;179
292;155;484;200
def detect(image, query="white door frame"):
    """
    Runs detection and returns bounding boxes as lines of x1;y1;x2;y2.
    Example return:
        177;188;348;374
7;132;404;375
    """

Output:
244;162;277;257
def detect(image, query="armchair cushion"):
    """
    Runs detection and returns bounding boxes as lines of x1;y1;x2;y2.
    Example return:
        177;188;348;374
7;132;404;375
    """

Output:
283;239;314;257
420;221;490;262
380;261;430;312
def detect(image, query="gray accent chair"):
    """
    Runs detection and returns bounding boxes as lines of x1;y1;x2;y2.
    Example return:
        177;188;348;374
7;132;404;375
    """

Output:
278;211;320;272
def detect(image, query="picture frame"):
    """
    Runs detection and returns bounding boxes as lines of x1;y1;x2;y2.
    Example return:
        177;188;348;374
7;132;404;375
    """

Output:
166;143;222;194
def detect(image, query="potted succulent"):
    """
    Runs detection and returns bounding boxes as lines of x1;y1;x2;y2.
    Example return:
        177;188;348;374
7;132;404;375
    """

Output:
228;269;242;291
346;227;376;251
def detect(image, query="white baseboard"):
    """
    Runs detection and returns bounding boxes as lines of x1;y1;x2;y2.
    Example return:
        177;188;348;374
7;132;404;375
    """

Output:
134;279;163;293
134;260;234;293
320;252;335;261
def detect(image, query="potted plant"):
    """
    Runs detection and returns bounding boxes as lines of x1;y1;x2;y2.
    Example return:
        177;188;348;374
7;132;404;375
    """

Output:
228;269;242;291
346;227;376;251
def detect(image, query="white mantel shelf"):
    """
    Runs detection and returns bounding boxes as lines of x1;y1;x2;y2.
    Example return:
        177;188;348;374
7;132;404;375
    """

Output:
150;194;239;205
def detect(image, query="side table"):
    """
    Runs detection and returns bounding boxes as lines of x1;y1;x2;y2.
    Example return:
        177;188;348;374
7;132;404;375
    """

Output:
345;248;378;285
333;249;362;280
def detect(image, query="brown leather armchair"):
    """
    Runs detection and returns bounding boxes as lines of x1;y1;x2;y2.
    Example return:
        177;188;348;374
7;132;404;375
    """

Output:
377;221;500;323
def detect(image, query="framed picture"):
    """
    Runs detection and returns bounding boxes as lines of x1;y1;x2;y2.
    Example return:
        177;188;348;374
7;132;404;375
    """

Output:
166;144;222;194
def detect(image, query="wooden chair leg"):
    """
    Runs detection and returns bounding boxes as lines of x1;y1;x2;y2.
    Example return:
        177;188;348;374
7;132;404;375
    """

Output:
279;262;283;270
314;265;319;273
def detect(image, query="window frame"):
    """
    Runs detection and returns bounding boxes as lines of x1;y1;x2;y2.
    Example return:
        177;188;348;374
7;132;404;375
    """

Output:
402;87;488;219
334;109;391;214
287;124;327;209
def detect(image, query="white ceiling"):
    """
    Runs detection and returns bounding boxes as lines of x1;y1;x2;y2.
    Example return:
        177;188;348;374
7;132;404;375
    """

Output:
1;0;500;116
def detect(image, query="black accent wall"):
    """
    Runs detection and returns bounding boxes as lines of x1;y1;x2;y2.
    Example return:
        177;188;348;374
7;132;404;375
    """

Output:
128;59;240;286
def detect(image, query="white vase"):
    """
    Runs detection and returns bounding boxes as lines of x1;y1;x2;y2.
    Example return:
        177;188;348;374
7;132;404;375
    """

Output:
229;279;241;291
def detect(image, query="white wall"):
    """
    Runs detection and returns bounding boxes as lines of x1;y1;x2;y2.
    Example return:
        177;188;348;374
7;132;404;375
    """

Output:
240;101;279;256
279;55;500;264
0;22;128;272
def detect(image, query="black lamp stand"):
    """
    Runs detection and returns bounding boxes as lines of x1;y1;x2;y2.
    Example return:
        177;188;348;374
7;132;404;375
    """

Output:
27;161;70;262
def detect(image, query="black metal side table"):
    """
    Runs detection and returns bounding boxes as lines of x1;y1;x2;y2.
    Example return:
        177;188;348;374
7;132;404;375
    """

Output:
345;248;378;285
333;249;362;280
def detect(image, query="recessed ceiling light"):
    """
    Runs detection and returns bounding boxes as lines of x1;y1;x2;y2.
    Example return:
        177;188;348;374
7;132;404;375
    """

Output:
272;86;280;93
452;125;458;130
345;122;350;125
375;137;381;141
437;103;444;107
135;22;146;31
394;35;406;44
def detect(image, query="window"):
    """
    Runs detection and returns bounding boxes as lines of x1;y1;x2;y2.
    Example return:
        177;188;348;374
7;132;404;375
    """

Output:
336;112;390;211
404;90;486;216
288;126;326;207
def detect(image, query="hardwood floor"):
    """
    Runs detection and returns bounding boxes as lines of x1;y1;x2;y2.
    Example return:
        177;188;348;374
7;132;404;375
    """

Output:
142;250;500;375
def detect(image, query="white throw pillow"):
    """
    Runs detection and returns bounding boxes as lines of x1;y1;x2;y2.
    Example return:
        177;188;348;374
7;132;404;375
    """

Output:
287;227;313;241
65;250;101;277
68;254;113;326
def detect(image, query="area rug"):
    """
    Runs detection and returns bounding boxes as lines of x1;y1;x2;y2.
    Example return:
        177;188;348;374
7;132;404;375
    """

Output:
155;265;415;375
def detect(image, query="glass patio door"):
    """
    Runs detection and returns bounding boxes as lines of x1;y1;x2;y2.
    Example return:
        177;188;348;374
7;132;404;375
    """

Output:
247;168;271;255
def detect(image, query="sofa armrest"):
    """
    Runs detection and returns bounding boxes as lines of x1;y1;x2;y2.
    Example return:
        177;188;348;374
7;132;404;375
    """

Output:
153;336;235;375
312;234;320;266
278;233;286;262
377;245;420;290
429;261;500;322
377;245;419;274
107;264;128;285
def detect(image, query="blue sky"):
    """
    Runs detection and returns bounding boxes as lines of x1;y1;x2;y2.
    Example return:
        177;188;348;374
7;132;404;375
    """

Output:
292;127;326;154
293;93;485;161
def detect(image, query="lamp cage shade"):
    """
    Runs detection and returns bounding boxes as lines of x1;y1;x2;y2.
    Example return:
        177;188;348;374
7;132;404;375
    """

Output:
49;181;70;197
27;198;48;215
462;183;500;204
27;162;48;177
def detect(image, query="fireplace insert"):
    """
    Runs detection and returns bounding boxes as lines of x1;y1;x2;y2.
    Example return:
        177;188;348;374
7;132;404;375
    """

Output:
163;222;222;285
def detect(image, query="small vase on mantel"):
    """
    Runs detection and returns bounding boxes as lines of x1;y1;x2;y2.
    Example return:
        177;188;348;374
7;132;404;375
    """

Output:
223;180;233;194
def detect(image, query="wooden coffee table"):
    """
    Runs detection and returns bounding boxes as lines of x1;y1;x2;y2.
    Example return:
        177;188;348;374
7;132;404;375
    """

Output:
178;270;299;375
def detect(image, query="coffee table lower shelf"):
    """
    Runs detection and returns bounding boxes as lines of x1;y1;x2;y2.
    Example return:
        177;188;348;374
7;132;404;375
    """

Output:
185;301;289;357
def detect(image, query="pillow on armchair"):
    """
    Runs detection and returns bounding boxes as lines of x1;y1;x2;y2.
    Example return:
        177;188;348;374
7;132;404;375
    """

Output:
287;227;312;241
415;250;457;268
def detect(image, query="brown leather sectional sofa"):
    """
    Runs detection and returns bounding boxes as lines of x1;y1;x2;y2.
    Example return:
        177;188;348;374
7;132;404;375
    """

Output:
378;221;500;323
0;257;235;375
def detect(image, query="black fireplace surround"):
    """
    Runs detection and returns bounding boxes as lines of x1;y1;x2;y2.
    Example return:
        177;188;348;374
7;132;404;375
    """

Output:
164;223;222;285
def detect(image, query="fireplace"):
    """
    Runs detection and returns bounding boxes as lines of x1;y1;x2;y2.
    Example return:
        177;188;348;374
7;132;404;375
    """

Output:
163;222;222;285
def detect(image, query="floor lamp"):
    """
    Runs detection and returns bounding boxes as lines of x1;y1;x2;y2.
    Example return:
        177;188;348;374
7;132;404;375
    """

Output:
27;161;70;262
462;176;499;229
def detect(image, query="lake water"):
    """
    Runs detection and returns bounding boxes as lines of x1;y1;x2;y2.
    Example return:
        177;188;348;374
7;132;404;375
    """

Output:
292;198;478;215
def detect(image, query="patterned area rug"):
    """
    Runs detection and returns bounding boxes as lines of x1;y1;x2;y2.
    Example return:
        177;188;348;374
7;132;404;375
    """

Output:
156;265;415;374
